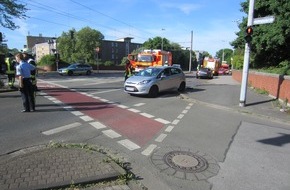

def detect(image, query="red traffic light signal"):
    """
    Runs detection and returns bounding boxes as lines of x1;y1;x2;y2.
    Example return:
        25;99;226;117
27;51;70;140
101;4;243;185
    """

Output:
244;26;253;43
246;26;253;35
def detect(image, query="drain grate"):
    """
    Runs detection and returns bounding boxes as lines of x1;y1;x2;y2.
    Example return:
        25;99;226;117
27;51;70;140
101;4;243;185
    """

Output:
163;150;208;173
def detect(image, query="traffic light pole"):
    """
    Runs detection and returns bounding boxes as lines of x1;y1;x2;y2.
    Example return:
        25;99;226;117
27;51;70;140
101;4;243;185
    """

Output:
239;0;255;107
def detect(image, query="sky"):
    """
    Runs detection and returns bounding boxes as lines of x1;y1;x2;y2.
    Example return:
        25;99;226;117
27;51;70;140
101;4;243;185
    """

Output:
1;0;245;56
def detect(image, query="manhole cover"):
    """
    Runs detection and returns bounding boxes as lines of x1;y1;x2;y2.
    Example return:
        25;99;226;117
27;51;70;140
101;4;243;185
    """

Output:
164;150;208;173
151;147;220;181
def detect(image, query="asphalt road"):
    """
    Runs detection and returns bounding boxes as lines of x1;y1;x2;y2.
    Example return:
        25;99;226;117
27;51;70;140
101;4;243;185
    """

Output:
1;71;289;190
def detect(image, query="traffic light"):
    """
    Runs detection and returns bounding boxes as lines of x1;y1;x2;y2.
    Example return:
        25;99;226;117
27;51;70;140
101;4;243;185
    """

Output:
244;26;253;43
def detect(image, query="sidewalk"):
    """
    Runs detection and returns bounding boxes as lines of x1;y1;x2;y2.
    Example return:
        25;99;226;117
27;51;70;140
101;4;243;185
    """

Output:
183;73;290;125
0;145;133;190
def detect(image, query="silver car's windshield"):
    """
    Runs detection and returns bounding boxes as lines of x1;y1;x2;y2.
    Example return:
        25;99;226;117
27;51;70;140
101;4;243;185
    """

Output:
136;68;162;77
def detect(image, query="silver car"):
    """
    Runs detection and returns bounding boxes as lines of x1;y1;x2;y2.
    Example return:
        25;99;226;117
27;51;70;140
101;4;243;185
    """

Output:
124;66;186;97
58;63;93;76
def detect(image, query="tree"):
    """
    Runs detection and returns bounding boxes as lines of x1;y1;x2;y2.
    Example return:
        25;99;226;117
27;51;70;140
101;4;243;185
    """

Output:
0;0;28;30
142;37;195;69
215;48;233;64
231;0;290;69
57;27;104;64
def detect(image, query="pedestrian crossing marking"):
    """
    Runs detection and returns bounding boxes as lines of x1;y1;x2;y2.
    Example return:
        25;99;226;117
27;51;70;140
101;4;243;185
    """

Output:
118;139;140;150
42;122;82;135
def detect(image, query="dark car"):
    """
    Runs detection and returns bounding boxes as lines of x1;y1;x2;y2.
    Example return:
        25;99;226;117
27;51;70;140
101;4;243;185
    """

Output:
196;67;213;79
58;63;93;76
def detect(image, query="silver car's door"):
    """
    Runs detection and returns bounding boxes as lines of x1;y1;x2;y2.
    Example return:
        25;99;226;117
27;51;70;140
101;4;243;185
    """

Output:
158;68;174;91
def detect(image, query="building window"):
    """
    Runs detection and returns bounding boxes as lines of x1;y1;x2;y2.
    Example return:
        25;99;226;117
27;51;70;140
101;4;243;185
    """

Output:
126;42;129;55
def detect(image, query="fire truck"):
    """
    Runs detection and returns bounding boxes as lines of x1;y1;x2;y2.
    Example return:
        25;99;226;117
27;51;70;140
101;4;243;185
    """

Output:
128;49;172;73
202;57;221;76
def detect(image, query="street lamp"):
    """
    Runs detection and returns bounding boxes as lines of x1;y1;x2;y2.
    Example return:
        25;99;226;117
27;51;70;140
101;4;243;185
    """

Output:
95;47;100;73
161;28;165;50
48;38;59;71
221;40;226;63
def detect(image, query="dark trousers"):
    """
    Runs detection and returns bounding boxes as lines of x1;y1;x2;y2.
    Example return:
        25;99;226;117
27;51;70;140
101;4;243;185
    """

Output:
7;74;15;87
20;78;35;111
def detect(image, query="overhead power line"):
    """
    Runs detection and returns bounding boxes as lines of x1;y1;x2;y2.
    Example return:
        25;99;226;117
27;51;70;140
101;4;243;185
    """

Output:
20;0;153;41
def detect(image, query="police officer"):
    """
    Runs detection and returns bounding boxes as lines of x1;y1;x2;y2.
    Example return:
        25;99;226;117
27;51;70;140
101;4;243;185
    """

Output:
23;53;38;91
15;53;36;112
5;54;16;89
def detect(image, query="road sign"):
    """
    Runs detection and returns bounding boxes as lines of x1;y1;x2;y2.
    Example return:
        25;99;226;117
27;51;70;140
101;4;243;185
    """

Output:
253;16;275;25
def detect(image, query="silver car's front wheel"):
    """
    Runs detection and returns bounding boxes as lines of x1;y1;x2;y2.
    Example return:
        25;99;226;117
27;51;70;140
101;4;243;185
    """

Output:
148;85;159;98
178;82;186;92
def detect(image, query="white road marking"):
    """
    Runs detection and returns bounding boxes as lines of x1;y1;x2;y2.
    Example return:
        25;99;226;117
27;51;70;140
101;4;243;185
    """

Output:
63;106;74;111
71;111;83;116
80;115;94;122
165;125;174;132
42;122;82;135
48;97;57;101
90;121;107;129
155;133;167;142
100;98;109;102
182;110;188;114
142;144;157;156
172;119;180;125
186;106;191;110
177;114;184;119
134;103;145;107
140;113;154;118
117;105;128;109
118;139;140;150
53;100;62;104
155;118;171;124
86;94;94;97
38;92;47;96
128;108;140;113
91;89;121;95
102;130;121;138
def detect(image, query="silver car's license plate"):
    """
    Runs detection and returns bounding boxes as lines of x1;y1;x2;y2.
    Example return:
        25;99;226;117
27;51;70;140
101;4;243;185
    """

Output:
125;87;134;91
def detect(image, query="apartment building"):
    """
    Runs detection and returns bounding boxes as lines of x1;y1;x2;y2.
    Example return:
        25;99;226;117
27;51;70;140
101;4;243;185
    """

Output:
26;35;142;64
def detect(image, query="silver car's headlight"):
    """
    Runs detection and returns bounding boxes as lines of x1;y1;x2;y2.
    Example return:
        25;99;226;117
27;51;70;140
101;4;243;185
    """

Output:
138;80;151;85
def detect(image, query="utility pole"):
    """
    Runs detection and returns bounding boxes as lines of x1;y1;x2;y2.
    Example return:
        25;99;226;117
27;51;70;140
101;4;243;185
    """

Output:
239;0;255;107
189;30;193;72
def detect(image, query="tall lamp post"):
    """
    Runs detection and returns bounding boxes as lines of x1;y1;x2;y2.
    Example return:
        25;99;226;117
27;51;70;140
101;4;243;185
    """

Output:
96;47;100;73
161;28;165;50
48;38;58;71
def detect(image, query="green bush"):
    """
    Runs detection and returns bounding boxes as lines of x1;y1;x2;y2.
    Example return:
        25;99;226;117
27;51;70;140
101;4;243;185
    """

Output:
38;54;55;66
257;60;290;75
104;61;114;66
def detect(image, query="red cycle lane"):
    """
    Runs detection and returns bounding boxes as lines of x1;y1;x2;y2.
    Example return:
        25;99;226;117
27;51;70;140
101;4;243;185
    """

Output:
39;83;164;147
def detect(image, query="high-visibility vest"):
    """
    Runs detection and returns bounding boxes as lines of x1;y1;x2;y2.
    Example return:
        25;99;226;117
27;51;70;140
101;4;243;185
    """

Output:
5;58;15;74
